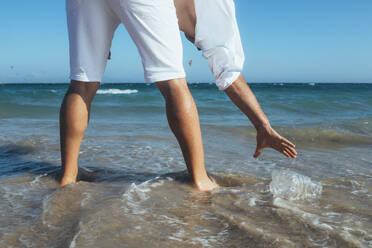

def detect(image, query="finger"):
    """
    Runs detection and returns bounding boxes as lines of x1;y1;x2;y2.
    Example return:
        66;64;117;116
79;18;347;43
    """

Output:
281;138;295;148
280;142;292;151
281;142;297;155
289;147;297;156
282;149;291;158
285;147;297;158
273;142;296;158
269;141;285;152
272;144;283;154
254;147;263;158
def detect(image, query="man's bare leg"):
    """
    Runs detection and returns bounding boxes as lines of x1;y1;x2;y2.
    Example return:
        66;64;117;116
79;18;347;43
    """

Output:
59;80;100;186
156;78;218;192
225;75;297;158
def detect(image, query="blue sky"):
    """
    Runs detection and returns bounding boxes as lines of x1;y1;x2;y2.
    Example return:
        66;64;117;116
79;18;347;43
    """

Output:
1;0;371;83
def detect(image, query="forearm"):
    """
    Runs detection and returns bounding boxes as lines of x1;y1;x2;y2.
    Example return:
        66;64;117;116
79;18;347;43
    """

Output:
224;74;270;130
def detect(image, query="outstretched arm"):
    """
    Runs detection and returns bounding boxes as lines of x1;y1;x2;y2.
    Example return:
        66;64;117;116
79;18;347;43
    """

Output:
225;75;297;158
173;0;296;158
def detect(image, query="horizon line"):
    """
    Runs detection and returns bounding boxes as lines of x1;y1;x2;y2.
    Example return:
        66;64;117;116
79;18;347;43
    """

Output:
1;82;372;85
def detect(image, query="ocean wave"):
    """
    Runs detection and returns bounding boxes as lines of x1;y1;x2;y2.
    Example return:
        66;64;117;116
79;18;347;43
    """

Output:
97;89;138;95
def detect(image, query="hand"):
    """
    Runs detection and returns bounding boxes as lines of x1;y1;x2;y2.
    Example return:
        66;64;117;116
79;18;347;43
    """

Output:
254;124;297;158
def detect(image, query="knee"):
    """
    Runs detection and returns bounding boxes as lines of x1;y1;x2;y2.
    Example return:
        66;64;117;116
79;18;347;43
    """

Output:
157;80;196;117
66;80;100;104
156;78;190;102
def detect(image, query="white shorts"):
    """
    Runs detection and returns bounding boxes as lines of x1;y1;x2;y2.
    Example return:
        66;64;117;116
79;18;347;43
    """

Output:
194;0;245;90
66;0;185;83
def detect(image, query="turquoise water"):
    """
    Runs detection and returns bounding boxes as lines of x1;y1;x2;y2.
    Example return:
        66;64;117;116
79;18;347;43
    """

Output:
1;83;371;125
0;83;371;247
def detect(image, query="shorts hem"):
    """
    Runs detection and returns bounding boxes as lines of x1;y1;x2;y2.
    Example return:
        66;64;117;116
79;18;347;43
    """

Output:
216;71;241;91
70;74;102;83
145;72;186;83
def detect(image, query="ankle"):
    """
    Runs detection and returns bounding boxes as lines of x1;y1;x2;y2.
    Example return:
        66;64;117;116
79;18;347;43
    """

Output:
194;176;219;192
60;174;77;186
192;170;209;183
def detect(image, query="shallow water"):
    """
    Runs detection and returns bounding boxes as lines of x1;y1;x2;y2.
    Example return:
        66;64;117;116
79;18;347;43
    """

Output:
0;83;371;247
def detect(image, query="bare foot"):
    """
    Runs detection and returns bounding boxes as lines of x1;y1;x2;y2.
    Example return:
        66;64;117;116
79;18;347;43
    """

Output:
254;124;297;159
59;176;76;187
195;176;219;192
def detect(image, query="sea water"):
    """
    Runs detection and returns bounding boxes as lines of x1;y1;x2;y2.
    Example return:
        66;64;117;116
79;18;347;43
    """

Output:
0;83;371;247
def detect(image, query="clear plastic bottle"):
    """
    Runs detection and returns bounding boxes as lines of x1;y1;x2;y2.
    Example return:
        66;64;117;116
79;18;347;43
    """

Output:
269;169;322;201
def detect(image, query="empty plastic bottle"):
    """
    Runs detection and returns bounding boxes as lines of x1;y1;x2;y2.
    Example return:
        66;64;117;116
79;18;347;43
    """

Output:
269;169;322;201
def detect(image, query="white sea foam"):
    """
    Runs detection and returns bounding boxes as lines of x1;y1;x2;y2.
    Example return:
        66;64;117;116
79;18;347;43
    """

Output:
248;197;257;207
69;221;83;248
269;169;322;201
121;177;173;215
273;198;333;231
30;173;47;186
41;192;61;230
97;89;138;95
81;192;92;208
